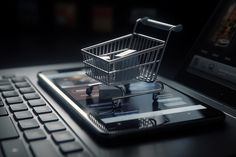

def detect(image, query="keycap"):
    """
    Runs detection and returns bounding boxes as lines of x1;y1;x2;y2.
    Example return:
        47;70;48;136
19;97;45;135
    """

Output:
12;77;26;83
33;106;52;115
0;85;14;92
14;111;33;120
30;140;61;157
52;131;74;144
24;93;40;100
2;74;15;79
44;121;66;133
6;97;23;105
2;91;19;98
0;101;3;107
0;117;19;140
15;82;30;88
24;129;46;141
19;87;35;94
59;142;83;154
28;99;46;107
0;147;4;157
10;103;28;112
67;151;91;157
0;80;10;86
39;113;58;123
18;119;39;130
0;107;8;116
1;139;29;157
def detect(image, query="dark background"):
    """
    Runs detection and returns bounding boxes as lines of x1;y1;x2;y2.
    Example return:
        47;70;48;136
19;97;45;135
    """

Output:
0;0;221;76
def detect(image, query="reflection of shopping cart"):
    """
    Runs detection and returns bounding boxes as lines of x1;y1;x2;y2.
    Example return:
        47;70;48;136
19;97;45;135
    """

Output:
82;17;182;107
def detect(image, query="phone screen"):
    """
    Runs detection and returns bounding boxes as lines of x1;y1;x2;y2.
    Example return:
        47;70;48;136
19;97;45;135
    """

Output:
38;67;224;134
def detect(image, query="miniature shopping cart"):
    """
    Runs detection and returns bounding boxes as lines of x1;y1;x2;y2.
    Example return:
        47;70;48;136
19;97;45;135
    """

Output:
82;17;182;107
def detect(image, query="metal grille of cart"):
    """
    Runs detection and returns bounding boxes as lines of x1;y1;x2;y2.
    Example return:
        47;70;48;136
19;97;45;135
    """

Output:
81;17;182;106
82;33;165;86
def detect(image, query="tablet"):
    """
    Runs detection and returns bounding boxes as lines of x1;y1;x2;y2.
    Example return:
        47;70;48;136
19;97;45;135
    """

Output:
38;67;225;139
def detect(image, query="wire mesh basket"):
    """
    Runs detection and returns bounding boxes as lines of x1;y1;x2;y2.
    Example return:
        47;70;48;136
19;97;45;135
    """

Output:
82;17;182;105
82;17;182;86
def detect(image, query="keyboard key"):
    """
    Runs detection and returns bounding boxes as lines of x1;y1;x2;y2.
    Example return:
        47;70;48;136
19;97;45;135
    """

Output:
0;80;10;86
2;74;15;79
6;97;23;105
18;119;39;130
0;148;3;157
24;129;46;141
67;151;91;157
0;85;14;92
39;113;58;123
30;140;61;157
0;100;3;107
19;87;35;94
12;77;26;83
52;131;74;144
15;82;30;88
59;142;83;154
0;117;19;140
10;103;28;112
2;91;19;98
14;111;33;120
0;107;8;116
28;99;46;107
33;106;52;115
24;93;40;100
44;121;66;133
2;139;29;157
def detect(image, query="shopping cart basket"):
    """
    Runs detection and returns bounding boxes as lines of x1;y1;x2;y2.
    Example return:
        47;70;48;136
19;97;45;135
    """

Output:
82;17;182;106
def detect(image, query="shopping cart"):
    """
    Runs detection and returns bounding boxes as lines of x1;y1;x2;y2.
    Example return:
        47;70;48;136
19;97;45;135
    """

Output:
82;17;182;107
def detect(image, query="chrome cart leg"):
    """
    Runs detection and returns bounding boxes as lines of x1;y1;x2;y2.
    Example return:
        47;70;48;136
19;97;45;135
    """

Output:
152;81;164;101
112;85;126;109
152;92;159;101
115;85;126;95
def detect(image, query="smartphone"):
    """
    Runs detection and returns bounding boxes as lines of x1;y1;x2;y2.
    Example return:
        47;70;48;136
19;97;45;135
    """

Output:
37;67;225;140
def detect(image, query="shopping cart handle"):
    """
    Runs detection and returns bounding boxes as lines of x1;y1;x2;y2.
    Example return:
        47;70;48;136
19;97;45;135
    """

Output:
172;24;183;32
139;17;183;32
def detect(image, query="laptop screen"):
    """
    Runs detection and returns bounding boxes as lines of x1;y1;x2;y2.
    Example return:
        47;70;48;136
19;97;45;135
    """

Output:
176;0;236;108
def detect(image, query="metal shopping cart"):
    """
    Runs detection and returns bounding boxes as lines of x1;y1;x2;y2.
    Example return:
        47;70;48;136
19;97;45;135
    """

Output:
82;17;182;107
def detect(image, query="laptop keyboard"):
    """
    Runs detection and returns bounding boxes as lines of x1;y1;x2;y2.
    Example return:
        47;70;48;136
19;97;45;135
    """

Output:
0;76;93;157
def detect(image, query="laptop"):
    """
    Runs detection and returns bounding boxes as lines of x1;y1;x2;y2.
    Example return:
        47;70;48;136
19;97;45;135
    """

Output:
174;0;236;116
0;1;236;157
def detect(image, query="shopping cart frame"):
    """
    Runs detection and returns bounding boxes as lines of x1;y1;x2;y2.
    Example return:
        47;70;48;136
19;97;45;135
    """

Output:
81;17;182;107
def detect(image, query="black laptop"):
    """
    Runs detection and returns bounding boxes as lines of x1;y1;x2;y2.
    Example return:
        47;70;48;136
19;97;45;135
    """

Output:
175;0;236;115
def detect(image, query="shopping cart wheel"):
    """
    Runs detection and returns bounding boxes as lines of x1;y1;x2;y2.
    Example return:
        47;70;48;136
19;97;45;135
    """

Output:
86;86;93;96
112;99;122;109
152;92;159;101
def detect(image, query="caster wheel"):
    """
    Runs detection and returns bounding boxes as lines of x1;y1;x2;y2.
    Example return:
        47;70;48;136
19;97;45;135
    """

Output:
86;87;93;96
112;99;122;109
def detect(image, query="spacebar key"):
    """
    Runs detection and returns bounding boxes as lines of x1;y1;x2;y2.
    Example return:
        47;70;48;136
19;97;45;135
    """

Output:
2;139;29;157
30;140;61;157
0;117;19;140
